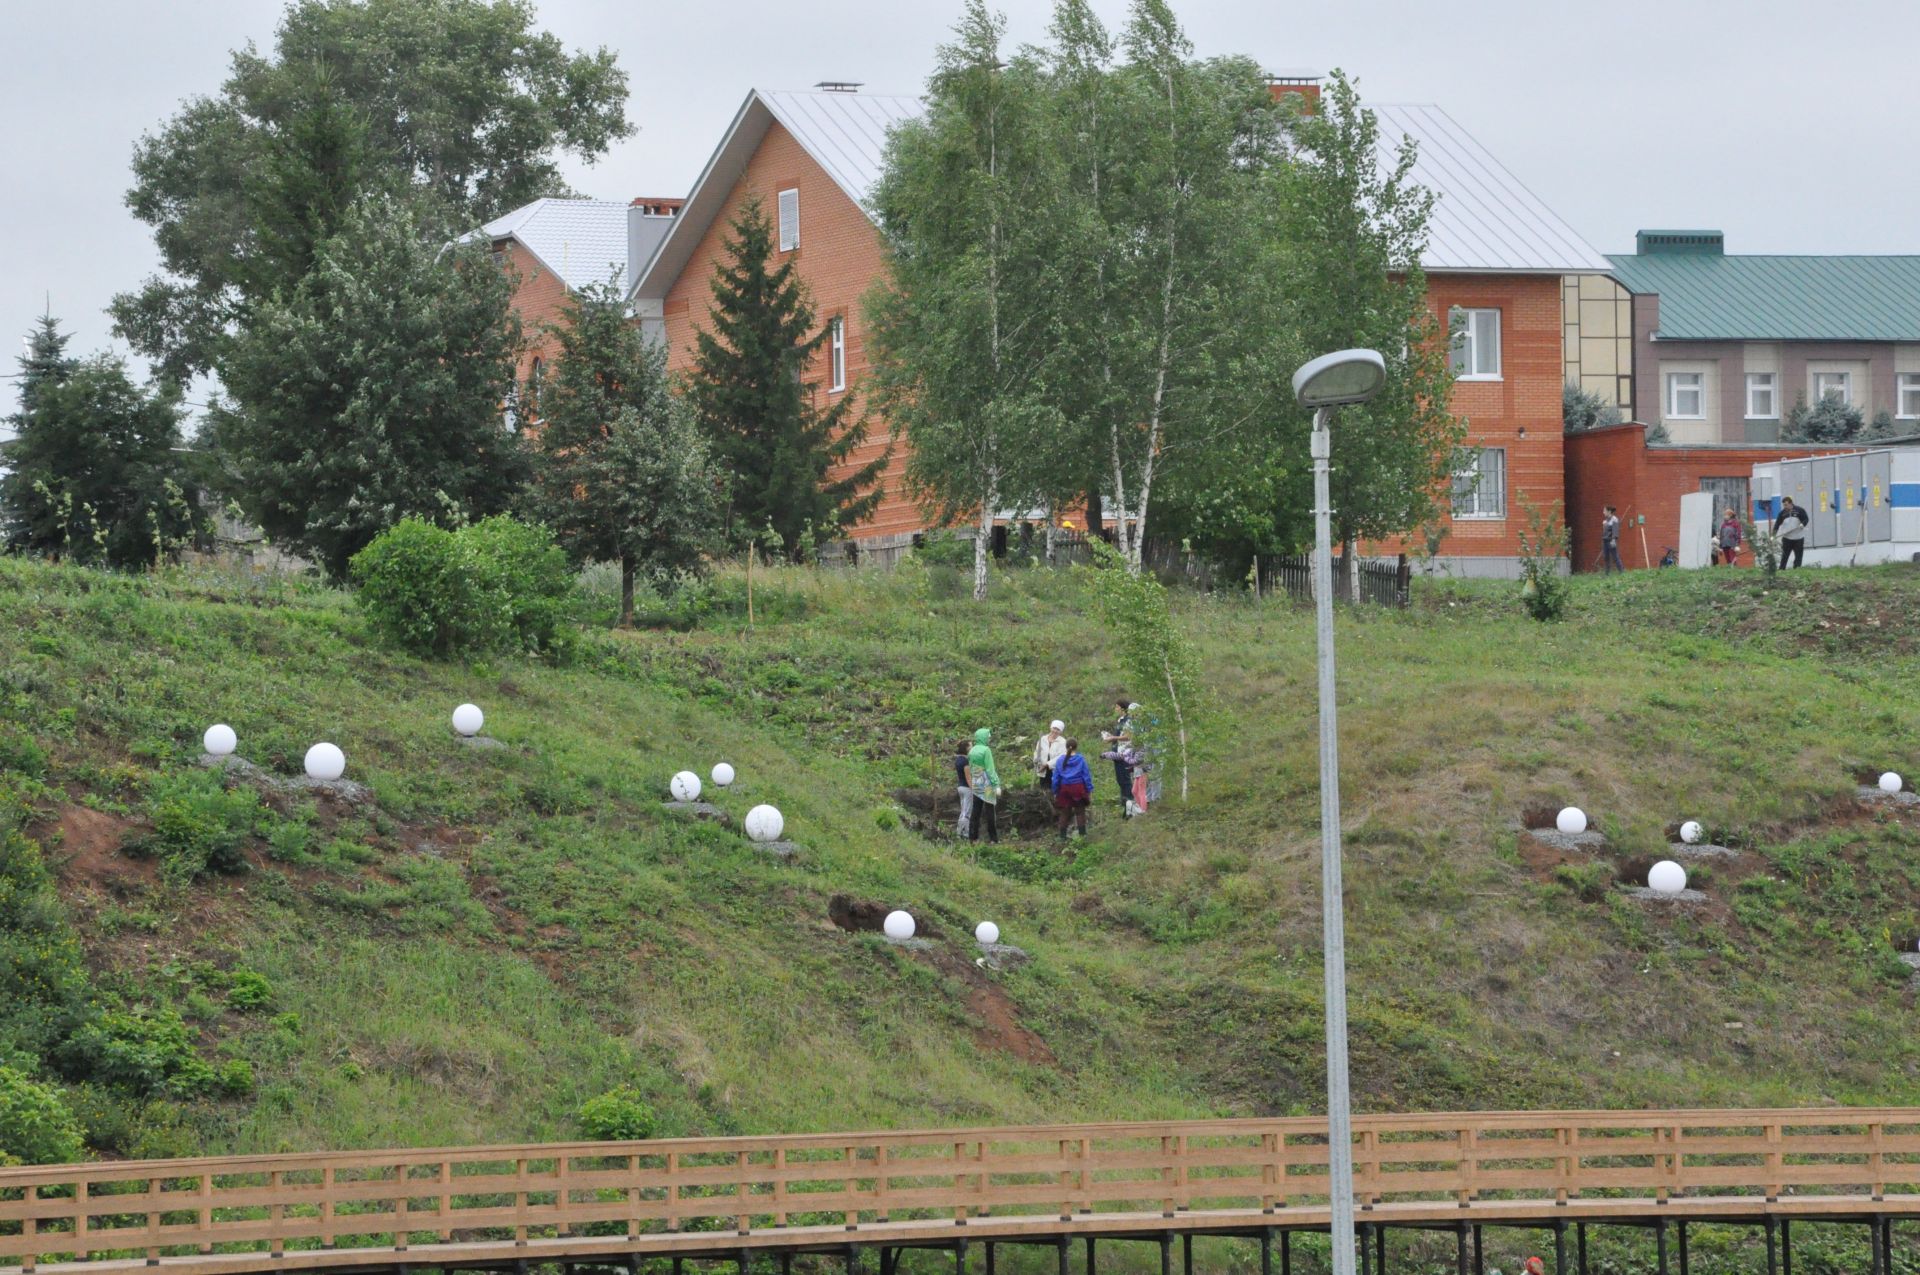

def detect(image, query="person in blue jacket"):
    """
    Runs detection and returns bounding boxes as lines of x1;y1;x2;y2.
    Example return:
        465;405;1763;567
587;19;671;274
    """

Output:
1050;738;1094;839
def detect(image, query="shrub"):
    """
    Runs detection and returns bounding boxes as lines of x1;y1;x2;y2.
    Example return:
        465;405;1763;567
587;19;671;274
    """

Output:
216;1059;255;1097
1784;394;1865;443
0;811;94;1065
350;516;576;659
1562;383;1622;435
0;1066;84;1164
1516;496;1572;622
59;1006;216;1099
578;1085;657;1141
143;770;263;883
225;970;274;1012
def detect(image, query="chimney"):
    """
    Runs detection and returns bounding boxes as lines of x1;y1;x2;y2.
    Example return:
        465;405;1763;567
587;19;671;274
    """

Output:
1636;229;1724;257
1265;72;1321;111
628;197;683;284
814;80;863;93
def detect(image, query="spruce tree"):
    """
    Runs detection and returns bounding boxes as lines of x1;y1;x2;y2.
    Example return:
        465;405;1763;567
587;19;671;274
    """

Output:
688;198;885;557
527;281;724;625
1;316;203;569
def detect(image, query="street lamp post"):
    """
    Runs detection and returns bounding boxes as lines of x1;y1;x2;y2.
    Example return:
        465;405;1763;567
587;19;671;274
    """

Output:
1289;348;1387;1275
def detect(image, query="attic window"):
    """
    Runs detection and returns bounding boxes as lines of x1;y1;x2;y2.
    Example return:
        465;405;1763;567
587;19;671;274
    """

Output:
778;188;800;252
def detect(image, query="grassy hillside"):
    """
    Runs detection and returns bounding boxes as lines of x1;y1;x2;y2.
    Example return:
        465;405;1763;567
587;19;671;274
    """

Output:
4;555;1920;1164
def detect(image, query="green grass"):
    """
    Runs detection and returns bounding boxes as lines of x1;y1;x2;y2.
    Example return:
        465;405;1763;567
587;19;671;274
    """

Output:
5;555;1920;1164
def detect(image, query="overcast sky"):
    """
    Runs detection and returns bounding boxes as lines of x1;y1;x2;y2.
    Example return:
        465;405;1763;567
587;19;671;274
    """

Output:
5;0;1918;408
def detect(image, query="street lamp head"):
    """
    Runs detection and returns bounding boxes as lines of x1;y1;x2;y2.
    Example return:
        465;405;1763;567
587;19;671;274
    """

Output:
1292;348;1387;408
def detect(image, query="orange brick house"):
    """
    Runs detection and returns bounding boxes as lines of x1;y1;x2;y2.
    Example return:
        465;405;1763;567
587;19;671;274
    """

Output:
475;196;682;427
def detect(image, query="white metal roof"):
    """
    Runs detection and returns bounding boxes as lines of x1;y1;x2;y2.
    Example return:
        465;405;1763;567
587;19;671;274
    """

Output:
1373;104;1611;274
476;197;632;292
633;88;1609;302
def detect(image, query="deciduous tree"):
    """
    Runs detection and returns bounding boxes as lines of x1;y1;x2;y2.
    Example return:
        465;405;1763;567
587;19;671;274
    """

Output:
527;281;723;625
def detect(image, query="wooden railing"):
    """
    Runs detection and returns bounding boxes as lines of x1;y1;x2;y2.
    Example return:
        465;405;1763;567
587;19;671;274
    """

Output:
6;1109;1920;1272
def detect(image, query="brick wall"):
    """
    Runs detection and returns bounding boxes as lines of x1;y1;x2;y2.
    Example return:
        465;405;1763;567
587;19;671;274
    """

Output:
1564;423;1865;570
496;240;572;426
660;121;920;544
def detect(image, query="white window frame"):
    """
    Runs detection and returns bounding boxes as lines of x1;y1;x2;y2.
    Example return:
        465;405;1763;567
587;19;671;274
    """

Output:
1898;373;1920;420
1448;307;1501;381
1744;372;1777;420
1813;370;1852;405
1450;446;1507;520
829;317;846;393
777;188;800;252
1665;371;1704;420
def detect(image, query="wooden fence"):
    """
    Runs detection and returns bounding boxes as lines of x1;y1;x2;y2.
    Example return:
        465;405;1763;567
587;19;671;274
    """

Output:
1257;554;1411;608
7;1110;1920;1273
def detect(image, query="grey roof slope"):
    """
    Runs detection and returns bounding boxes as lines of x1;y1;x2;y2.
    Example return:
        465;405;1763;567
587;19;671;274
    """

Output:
1605;251;1920;342
477;198;631;292
633;88;1609;302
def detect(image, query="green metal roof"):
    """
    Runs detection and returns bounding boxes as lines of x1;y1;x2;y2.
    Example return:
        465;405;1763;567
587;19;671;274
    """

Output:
1605;251;1920;342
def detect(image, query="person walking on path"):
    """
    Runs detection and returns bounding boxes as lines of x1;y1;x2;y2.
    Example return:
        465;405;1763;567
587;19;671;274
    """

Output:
1773;496;1809;569
1717;508;1743;567
966;727;1002;844
1032;720;1067;789
1601;505;1624;574
1051;739;1094;838
1100;699;1137;818
951;737;975;838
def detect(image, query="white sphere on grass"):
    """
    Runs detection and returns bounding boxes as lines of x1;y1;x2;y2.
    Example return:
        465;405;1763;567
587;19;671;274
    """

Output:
1555;807;1588;835
712;762;736;787
204;724;237;757
670;770;702;802
452;703;484;737
884;910;916;941
975;921;1000;946
1880;772;1904;794
1680;820;1703;845
744;804;784;843
304;742;346;782
1648;860;1688;894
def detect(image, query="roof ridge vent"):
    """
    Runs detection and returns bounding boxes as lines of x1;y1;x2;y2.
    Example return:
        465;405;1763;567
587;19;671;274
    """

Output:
814;80;863;93
1637;229;1724;256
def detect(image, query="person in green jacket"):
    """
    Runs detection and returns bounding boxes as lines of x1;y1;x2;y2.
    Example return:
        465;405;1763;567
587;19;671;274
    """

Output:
967;726;1002;844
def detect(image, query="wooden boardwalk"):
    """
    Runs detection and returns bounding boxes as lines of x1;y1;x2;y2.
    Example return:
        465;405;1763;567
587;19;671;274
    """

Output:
7;1109;1920;1275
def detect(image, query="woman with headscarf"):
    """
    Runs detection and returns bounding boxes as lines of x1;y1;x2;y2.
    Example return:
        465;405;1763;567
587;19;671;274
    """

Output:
1032;720;1067;789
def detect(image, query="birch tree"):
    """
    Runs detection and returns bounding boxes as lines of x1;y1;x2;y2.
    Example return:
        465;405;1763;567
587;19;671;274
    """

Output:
867;2;1058;600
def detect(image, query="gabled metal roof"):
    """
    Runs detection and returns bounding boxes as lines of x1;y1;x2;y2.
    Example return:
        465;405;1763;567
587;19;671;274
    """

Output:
475;198;631;293
1372;104;1612;274
1605;251;1920;341
632;88;1611;303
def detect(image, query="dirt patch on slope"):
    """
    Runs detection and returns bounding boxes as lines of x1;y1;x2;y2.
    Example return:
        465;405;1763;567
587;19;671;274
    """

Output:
39;804;155;894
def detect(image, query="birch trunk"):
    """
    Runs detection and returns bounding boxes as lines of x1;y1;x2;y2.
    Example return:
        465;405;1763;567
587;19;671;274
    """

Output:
1161;650;1189;803
974;493;994;601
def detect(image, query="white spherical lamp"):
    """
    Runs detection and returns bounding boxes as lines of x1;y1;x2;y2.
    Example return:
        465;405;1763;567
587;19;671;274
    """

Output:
204;724;237;757
744;804;784;843
1555;807;1588;835
304;742;346;782
452;703;484;737
1648;860;1688;894
711;762;736;788
670;770;702;802
883;910;916;941
1679;820;1703;845
974;921;1000;946
1880;772;1904;794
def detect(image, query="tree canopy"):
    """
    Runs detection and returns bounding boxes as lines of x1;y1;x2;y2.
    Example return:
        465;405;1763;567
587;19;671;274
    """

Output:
112;0;631;381
208;196;526;579
526;281;724;624
0;317;203;571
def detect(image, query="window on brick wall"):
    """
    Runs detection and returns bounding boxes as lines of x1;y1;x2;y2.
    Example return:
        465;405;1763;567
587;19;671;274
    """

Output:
778;188;800;251
1447;307;1500;379
1745;372;1777;419
1666;371;1703;419
829;317;846;393
1899;373;1920;419
1450;446;1506;519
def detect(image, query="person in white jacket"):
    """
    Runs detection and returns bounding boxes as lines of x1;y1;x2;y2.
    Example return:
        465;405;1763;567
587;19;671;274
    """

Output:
1032;720;1067;788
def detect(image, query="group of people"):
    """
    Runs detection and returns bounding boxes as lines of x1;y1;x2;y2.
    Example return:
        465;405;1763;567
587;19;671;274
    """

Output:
952;699;1155;844
1600;496;1811;572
